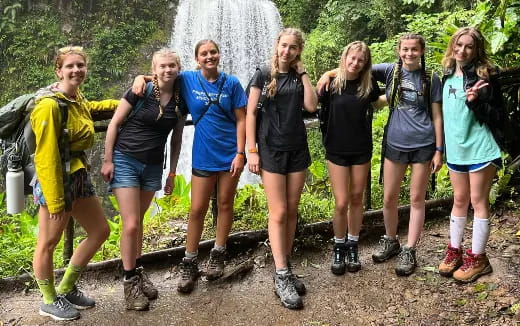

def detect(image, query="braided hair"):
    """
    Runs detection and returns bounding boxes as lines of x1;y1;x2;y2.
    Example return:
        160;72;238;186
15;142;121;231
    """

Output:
267;28;305;98
151;48;182;121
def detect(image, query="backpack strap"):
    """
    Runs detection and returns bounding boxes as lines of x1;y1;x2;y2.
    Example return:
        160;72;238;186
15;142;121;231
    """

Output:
193;72;231;126
56;98;73;211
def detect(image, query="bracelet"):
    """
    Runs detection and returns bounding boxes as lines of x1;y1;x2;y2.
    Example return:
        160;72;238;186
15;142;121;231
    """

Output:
435;146;444;153
248;148;258;153
299;71;307;78
236;151;246;157
168;172;176;178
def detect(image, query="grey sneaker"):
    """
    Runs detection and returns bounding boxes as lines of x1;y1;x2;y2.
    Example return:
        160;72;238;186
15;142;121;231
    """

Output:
39;296;80;321
206;248;225;281
346;241;361;272
274;272;303;309
62;285;95;310
123;275;149;311
331;243;346;275
395;246;417;276
287;258;306;296
136;266;158;300
177;257;200;293
372;236;400;263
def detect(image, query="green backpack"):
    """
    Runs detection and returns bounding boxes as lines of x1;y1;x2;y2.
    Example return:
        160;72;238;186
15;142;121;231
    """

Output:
0;87;70;205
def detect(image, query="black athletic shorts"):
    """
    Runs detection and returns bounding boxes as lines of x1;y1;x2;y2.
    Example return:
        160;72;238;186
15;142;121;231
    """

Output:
326;152;371;167
259;145;311;175
384;144;435;164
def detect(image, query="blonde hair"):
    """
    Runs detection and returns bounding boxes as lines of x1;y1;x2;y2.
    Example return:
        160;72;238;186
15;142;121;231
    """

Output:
267;28;305;98
151;48;181;72
54;45;87;70
441;27;495;79
331;41;373;98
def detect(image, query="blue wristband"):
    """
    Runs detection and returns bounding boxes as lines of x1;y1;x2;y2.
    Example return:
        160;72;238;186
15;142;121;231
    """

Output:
435;146;444;153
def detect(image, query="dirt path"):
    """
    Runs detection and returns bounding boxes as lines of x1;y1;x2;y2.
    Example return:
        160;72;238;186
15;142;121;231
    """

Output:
1;212;519;326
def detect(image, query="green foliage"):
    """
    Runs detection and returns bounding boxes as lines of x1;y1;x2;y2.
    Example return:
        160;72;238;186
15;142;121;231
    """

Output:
273;0;327;33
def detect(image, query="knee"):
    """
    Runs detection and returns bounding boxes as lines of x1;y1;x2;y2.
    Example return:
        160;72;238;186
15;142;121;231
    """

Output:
269;210;287;226
190;205;209;221
217;200;233;214
453;193;470;209
122;217;140;236
36;235;61;254
91;221;110;244
470;194;488;212
409;193;425;209
383;193;398;209
349;192;364;207
334;200;348;215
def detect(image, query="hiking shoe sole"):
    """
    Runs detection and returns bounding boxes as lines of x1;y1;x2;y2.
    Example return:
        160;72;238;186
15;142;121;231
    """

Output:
39;309;80;321
274;290;303;310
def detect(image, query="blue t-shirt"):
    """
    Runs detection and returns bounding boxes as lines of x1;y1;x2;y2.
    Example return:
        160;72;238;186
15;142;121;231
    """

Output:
372;63;442;150
180;70;247;171
442;74;500;164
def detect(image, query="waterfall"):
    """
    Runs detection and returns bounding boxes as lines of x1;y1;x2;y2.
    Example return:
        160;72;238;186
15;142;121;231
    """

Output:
162;0;282;190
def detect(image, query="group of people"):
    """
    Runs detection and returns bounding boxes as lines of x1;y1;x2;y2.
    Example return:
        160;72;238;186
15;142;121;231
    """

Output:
28;26;505;320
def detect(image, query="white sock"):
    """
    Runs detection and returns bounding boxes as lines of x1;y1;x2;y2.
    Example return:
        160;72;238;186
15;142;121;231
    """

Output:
185;251;198;259
334;237;346;244
214;244;226;252
472;217;490;254
449;215;467;249
347;234;359;242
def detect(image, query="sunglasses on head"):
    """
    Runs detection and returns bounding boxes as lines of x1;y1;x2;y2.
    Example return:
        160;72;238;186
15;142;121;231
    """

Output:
58;46;84;54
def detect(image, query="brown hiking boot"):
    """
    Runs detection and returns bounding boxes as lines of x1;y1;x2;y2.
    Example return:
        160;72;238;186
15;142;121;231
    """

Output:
123;275;149;311
453;249;492;283
136;267;158;300
438;245;463;277
206;248;225;281
177;257;200;293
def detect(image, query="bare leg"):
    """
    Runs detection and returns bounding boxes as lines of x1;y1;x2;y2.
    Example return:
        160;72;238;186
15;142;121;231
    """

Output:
285;170;306;254
406;162;431;247
382;158;408;238
214;171;240;247
328;161;350;239
347;163;370;237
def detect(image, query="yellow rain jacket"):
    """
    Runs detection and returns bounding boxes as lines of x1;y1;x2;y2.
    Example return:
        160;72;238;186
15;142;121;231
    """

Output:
30;84;118;213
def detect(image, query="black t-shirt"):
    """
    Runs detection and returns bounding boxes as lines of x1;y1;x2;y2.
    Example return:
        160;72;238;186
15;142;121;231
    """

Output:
115;83;187;164
250;68;306;151
319;77;381;155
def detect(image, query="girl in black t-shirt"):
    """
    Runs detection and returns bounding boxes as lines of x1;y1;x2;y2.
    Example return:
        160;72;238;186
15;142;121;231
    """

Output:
318;41;383;276
246;28;317;310
101;48;186;311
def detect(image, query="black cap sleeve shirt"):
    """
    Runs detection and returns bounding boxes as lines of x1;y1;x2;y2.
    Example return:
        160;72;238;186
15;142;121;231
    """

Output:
115;86;187;164
252;69;306;151
320;77;381;155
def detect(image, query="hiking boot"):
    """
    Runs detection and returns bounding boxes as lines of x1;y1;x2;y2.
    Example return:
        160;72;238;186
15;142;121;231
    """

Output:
136;266;158;300
346;242;361;273
395;246;417;276
39;295;80;321
177;257;200;293
287;258;306;296
62;285;95;310
274;272;303;309
123;275;149;311
438;245;463;277
372;236;400;263
453;249;492;283
331;243;346;275
206;248;225;281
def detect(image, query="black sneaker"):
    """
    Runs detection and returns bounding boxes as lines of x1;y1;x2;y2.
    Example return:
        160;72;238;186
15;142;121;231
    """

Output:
274;272;303;309
177;257;200;293
287;258;306;296
346;241;361;272
372;236;400;263
39;296;80;321
395;246;417;276
206;248;225;281
62;285;95;310
136;266;158;300
331;243;346;275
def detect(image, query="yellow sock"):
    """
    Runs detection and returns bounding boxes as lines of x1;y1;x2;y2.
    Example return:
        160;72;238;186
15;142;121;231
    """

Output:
56;263;84;294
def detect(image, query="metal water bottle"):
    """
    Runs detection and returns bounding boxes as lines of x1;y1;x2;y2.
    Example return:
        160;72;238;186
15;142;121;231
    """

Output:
6;166;25;214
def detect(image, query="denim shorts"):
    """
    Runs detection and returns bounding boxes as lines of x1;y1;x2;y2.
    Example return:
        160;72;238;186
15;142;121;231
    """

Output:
33;169;96;206
385;144;435;164
447;157;502;173
110;150;162;191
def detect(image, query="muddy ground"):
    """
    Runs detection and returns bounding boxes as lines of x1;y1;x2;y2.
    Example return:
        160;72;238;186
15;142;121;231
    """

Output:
1;209;519;326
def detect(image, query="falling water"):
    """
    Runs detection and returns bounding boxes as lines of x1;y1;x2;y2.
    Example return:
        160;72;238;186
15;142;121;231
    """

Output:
162;0;282;190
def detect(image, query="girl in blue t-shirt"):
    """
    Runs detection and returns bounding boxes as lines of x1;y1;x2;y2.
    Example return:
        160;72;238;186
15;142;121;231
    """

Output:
246;28;318;310
133;40;247;294
438;27;502;283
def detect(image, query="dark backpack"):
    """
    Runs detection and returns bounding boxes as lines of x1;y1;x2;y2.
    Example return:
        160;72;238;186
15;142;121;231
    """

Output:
495;67;520;161
0;87;73;210
245;66;271;133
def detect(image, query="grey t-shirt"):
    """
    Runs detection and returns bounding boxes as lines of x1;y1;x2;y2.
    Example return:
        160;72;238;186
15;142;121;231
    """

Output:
372;63;442;150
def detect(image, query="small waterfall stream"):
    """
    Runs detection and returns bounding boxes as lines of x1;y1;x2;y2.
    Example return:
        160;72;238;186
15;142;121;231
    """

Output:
162;0;282;190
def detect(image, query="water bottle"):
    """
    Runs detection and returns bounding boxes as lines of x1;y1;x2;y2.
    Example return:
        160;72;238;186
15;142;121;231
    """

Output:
6;166;25;215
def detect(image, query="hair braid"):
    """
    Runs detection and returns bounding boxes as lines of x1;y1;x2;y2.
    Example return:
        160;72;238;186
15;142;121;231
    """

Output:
267;55;279;98
420;54;432;115
152;75;164;120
